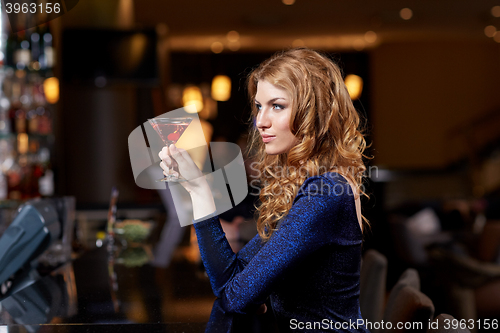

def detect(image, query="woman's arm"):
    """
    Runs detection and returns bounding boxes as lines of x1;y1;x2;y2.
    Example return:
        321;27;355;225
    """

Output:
158;144;265;290
188;182;217;221
194;175;354;314
159;146;354;314
194;214;265;297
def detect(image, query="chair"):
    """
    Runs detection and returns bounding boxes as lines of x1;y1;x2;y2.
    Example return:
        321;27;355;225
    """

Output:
388;210;453;268
389;214;429;267
474;220;500;319
427;313;471;333
429;246;500;327
381;285;434;333
384;268;421;311
359;249;388;331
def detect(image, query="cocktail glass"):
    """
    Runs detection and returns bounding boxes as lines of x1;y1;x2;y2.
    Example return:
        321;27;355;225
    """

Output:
148;117;193;182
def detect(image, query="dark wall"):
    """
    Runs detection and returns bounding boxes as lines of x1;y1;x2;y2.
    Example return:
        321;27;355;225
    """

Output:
57;50;370;206
170;51;371;144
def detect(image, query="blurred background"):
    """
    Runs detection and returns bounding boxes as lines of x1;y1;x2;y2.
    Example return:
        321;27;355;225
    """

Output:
1;0;500;331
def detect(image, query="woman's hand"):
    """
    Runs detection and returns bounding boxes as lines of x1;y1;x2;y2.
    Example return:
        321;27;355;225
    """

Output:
159;144;207;194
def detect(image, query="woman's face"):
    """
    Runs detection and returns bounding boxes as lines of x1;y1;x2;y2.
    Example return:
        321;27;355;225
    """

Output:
255;80;298;155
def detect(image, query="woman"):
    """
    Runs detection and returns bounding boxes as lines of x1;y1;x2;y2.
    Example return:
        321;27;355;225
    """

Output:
159;48;370;332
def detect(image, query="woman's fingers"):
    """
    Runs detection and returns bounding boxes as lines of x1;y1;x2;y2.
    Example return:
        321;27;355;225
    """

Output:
159;144;204;185
168;144;188;165
160;161;180;178
159;161;169;173
159;147;176;176
159;146;177;167
158;146;170;162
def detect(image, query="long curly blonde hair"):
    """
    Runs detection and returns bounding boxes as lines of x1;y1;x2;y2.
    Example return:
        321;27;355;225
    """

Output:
246;48;370;241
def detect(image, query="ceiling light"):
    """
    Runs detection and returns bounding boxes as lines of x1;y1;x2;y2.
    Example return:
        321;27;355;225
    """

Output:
485;25;497;38
492;6;500;17
228;41;241;51
43;77;59;104
282;0;295;5
400;8;413;20
364;31;377;43
344;74;363;100
227;30;239;42
352;39;365;51
211;42;223;54
211;75;231;101
183;86;203;112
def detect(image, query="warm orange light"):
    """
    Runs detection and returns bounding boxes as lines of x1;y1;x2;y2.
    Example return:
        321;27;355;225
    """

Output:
492;6;500;18
344;74;363;100
400;8;413;20
228;41;241;51
211;75;231;101
364;31;377;43
485;25;497;38
211;42;223;53
43;77;59;104
352;39;365;51
182;86;203;112
17;133;28;154
226;31;240;42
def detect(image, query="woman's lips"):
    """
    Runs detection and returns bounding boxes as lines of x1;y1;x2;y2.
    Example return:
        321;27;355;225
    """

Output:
262;136;276;143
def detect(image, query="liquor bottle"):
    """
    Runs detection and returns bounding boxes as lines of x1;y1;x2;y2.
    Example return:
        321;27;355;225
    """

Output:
15;77;32;134
39;24;54;70
0;170;7;201
26;77;40;134
27;138;41;198
32;143;44;192
37;24;49;71
6;134;28;201
8;81;22;134
0;140;10;201
37;106;52;135
7;161;23;200
5;33;18;68
38;147;53;197
13;31;30;70
0;99;10;135
30;31;41;71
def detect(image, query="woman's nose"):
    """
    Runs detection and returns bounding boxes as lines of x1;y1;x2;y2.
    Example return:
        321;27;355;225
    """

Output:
256;109;270;129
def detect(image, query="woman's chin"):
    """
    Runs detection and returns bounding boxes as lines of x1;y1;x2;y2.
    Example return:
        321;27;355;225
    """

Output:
265;147;284;155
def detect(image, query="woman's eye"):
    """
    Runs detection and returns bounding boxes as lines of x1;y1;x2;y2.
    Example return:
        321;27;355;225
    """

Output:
273;104;285;110
255;104;262;110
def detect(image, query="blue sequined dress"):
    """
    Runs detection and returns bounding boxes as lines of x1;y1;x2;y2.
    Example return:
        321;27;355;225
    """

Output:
194;172;370;332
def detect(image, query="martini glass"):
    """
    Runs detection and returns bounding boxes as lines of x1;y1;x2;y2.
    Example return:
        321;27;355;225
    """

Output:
148;117;193;182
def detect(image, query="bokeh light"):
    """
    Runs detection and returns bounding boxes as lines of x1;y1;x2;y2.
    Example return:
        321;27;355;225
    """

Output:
344;74;363;100
292;39;305;47
364;31;377;43
211;42;223;53
227;31;240;42
492;6;500;17
485;25;497;38
211;75;231;101
400;8;413;20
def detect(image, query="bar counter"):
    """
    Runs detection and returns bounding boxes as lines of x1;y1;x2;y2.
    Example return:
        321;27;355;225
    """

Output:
0;241;215;332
